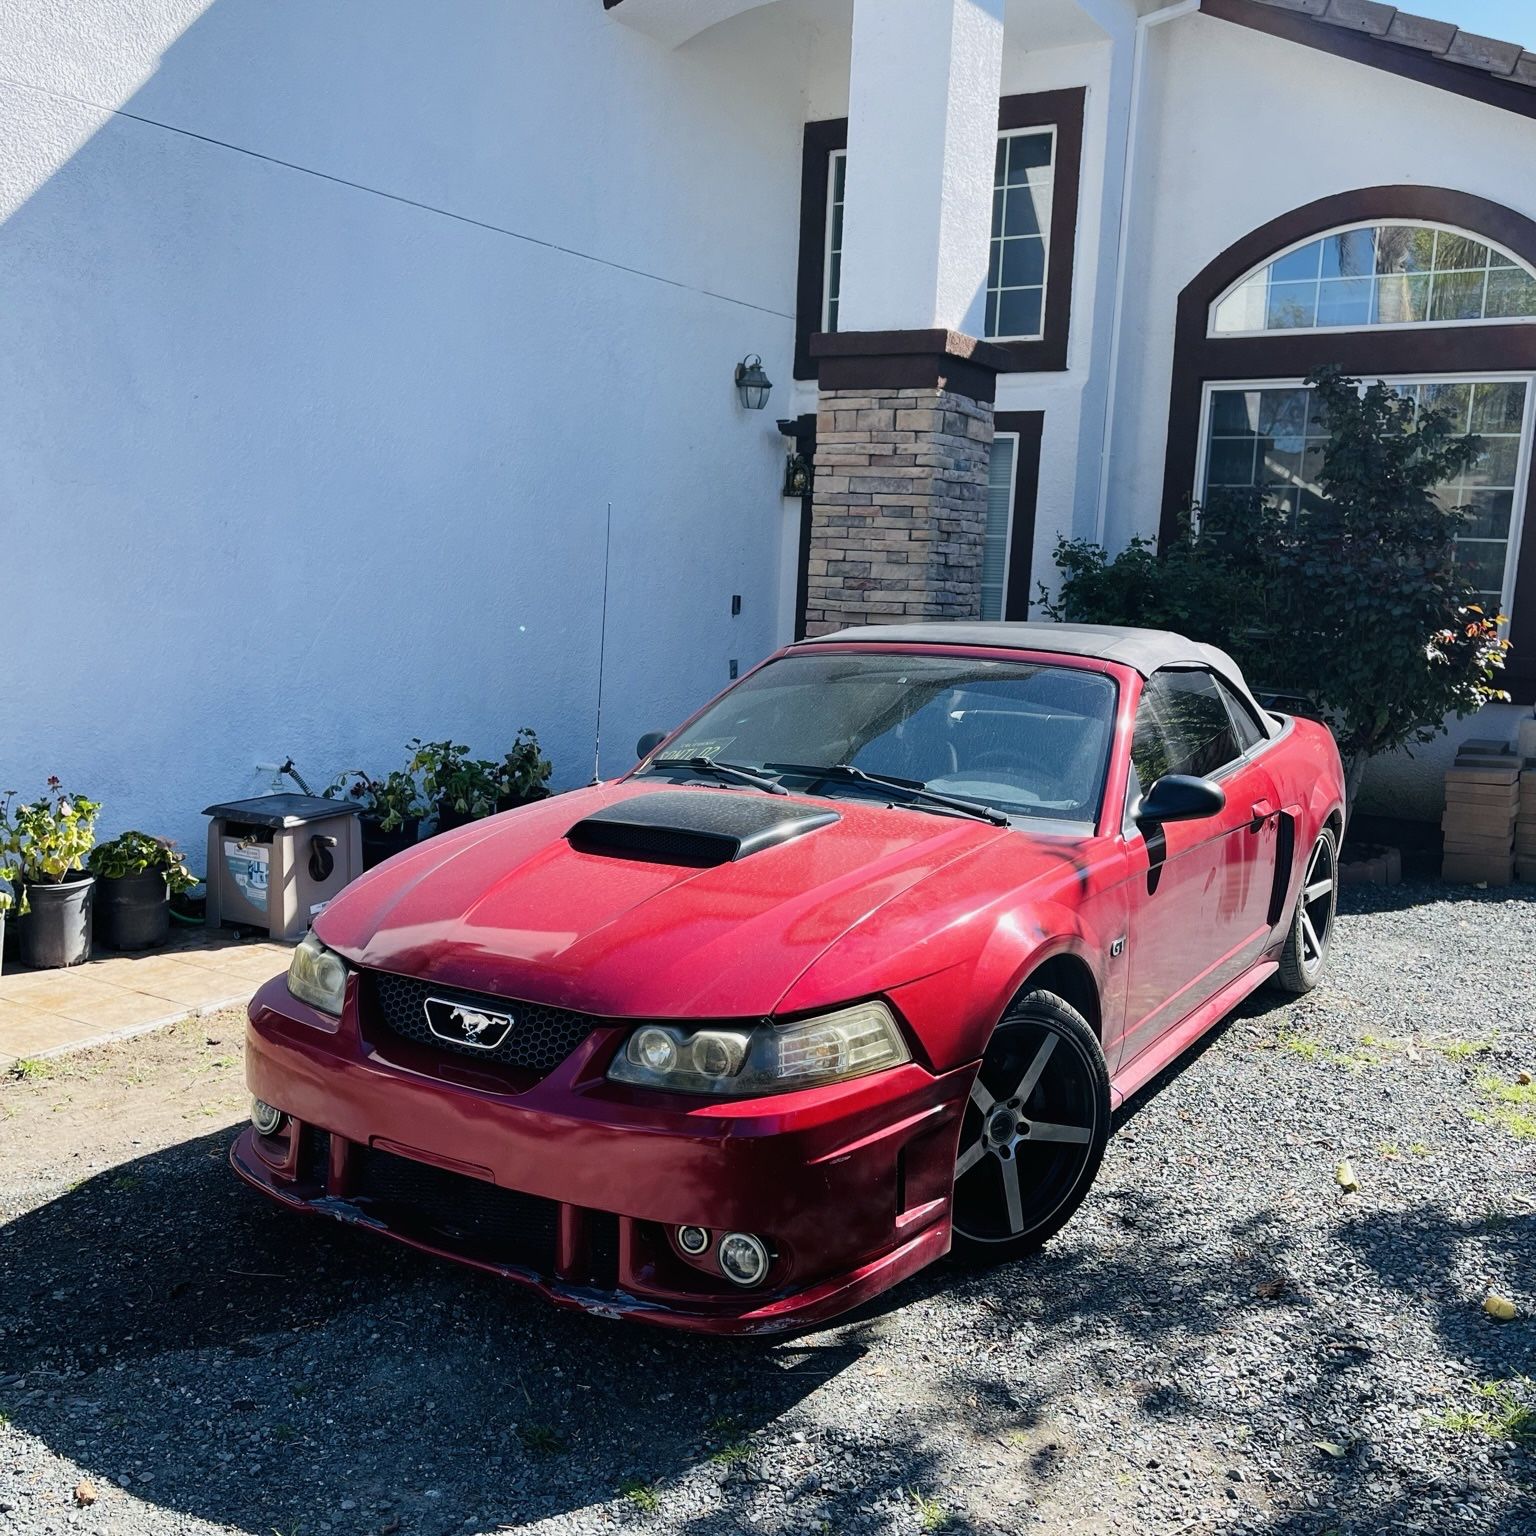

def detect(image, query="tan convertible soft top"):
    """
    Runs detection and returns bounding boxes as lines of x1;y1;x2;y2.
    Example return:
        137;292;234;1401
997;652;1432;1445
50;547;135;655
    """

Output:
796;621;1279;738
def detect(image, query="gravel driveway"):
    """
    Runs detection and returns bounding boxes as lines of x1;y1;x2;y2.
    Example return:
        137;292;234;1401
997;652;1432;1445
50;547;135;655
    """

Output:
1;883;1532;1536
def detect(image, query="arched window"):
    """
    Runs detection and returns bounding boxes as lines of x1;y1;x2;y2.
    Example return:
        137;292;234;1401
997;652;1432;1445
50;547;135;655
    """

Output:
1162;194;1536;655
1209;222;1536;336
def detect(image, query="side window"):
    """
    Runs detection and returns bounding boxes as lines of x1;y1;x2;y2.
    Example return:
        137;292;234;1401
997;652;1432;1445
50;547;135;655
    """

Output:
1130;690;1176;795
1216;676;1264;753
1146;671;1242;779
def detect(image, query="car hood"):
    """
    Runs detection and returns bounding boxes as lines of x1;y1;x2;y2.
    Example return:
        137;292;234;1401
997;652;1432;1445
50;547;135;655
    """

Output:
315;781;1008;1018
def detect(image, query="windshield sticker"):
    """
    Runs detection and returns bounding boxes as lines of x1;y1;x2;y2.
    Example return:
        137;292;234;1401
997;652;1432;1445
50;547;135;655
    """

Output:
656;738;735;763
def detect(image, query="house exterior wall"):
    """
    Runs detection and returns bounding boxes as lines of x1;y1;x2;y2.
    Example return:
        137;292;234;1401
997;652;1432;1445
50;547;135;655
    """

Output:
785;34;1117;613
0;0;812;858
1105;11;1536;818
7;0;1536;857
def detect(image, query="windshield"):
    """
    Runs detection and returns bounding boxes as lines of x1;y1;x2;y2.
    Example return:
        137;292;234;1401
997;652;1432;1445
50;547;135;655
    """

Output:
641;651;1116;826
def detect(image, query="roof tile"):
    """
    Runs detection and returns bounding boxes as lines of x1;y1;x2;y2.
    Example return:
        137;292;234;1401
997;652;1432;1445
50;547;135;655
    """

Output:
1323;0;1397;38
1443;29;1525;75
1383;12;1456;54
1247;0;1536;108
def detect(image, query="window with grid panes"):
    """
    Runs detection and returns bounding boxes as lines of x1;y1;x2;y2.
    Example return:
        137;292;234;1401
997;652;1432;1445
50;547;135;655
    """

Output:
821;129;1055;341
1199;378;1531;611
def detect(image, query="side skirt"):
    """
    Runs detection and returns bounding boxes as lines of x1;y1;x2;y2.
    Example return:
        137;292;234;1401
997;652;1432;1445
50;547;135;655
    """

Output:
1108;959;1278;1110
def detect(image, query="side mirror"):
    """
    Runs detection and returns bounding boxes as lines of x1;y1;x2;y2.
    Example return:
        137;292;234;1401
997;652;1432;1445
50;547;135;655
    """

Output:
636;730;668;760
1135;773;1225;827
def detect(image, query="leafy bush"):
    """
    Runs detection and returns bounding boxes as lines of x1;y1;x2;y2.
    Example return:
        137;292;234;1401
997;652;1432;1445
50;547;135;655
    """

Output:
494;728;552;804
1044;367;1509;789
325;766;428;832
408;739;500;820
88;831;198;893
410;732;553;820
1;780;102;912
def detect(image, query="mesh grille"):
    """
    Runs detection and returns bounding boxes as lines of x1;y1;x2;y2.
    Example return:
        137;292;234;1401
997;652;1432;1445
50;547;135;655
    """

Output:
351;1147;559;1273
298;1126;331;1188
365;970;598;1076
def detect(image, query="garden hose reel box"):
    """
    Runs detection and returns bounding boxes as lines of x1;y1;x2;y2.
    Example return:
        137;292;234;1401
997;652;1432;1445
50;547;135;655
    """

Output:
203;795;363;942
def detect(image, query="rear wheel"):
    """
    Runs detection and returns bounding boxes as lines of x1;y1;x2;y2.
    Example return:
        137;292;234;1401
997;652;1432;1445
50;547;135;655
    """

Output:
950;990;1110;1264
1274;826;1338;995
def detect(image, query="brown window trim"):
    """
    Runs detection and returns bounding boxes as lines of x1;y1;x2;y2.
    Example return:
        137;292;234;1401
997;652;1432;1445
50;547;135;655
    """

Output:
1159;184;1536;704
793;87;1084;381
993;411;1045;619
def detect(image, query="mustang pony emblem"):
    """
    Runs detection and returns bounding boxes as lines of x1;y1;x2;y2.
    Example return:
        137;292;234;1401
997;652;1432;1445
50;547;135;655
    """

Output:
423;997;515;1051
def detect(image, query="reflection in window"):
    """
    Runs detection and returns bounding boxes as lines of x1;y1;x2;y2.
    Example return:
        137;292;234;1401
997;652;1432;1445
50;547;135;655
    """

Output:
1200;379;1530;610
987;129;1054;341
1211;224;1536;334
824;150;846;331
823;129;1056;341
980;432;1018;620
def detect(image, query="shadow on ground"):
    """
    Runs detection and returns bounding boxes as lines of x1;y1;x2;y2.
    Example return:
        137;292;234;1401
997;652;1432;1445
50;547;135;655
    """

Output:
3;1097;1528;1535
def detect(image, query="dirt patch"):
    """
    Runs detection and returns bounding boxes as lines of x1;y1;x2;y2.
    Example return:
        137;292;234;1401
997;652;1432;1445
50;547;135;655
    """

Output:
0;1007;250;1202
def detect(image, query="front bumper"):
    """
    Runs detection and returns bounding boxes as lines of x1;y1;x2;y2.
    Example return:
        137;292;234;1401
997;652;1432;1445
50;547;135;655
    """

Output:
234;976;968;1335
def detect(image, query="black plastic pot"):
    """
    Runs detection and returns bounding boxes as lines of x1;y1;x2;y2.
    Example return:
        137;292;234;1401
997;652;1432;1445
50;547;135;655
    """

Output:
96;869;170;951
20;873;95;969
433;802;478;835
360;816;421;870
495;787;550;814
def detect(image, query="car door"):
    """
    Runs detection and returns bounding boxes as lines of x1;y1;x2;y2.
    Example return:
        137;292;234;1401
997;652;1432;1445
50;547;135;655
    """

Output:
1115;668;1280;1072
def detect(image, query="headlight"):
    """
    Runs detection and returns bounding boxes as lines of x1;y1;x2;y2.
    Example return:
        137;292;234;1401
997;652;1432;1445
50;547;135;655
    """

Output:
287;930;348;1016
606;1001;909;1096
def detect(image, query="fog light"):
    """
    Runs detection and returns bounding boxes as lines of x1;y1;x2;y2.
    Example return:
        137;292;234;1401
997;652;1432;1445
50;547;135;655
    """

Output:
250;1098;285;1136
717;1231;770;1288
677;1225;710;1256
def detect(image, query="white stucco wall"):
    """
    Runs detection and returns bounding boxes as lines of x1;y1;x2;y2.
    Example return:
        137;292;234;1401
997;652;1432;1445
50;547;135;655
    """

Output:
0;0;814;865
1105;11;1536;818
1108;12;1536;549
993;35;1116;604
787;23;1120;613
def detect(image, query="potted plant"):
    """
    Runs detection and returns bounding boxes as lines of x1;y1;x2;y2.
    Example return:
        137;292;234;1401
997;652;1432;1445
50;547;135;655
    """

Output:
409;740;501;833
87;831;198;951
0;868;14;978
494;728;553;810
3;781;102;969
326;765;428;869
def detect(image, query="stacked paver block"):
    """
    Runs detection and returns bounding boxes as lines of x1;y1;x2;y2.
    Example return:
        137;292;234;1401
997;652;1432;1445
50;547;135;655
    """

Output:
1518;764;1536;884
1442;739;1519;886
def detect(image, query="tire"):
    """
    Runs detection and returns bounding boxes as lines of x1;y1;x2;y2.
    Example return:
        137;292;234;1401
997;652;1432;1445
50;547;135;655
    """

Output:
1273;825;1339;995
950;990;1111;1266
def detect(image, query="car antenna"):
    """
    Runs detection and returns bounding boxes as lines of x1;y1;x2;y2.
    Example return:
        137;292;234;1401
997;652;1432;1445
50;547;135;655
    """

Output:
591;500;613;786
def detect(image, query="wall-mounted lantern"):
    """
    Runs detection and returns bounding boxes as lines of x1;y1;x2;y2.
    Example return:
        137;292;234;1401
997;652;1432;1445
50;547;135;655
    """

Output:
734;354;772;410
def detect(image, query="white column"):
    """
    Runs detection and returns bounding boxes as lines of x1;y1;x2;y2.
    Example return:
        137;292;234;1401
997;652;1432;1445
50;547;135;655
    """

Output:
837;0;1005;337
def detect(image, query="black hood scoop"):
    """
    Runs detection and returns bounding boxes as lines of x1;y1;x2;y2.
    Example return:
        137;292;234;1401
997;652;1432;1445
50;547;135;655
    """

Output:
566;791;840;866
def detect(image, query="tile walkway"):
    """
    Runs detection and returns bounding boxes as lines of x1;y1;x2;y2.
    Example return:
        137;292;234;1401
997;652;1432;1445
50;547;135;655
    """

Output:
0;926;291;1069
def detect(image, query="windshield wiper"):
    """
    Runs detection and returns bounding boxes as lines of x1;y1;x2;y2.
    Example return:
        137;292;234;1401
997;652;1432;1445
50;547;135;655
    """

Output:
671;757;787;796
762;762;1009;826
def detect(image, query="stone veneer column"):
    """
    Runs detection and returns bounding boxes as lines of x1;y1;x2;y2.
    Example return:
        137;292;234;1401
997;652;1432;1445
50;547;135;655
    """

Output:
803;330;1007;636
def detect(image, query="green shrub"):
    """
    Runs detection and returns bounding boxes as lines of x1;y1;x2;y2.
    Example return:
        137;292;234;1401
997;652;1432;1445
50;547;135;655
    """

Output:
88;830;198;894
1044;367;1509;792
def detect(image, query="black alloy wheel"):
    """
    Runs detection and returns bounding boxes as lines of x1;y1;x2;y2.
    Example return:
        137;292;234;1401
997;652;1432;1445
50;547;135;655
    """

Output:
1274;825;1338;995
951;990;1110;1263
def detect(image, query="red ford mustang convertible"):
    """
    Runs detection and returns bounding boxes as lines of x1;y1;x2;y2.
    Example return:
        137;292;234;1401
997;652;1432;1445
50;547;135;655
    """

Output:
234;623;1345;1333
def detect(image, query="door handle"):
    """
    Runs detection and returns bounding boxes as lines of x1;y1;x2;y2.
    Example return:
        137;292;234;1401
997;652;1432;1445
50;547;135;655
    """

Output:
1249;798;1275;830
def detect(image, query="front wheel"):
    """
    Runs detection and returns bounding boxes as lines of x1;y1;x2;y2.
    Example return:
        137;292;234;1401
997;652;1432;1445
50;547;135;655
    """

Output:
950;990;1110;1265
1273;825;1339;995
